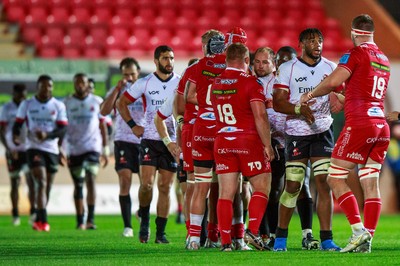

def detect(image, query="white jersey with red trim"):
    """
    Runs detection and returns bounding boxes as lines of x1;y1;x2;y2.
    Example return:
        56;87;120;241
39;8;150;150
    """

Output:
106;84;144;144
64;94;103;156
274;57;336;136
259;73;286;147
15;96;68;154
124;72;180;141
0;101;27;151
157;90;175;120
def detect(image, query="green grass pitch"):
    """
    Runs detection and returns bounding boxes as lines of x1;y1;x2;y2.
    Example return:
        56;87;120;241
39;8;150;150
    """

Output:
0;214;399;265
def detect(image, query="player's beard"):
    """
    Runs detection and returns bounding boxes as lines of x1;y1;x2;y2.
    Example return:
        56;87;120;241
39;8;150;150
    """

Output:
159;64;173;74
306;48;321;61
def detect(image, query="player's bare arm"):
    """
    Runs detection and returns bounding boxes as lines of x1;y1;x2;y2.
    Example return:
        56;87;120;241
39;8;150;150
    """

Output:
251;100;275;162
154;113;181;162
184;81;198;105
273;89;315;124
300;67;351;104
116;94;144;138
99;119;109;168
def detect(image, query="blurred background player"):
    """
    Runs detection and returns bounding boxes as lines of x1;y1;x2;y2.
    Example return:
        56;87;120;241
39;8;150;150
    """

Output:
13;75;68;232
0;83;35;226
63;73;109;229
100;57;144;237
89;78;113;138
117;46;180;244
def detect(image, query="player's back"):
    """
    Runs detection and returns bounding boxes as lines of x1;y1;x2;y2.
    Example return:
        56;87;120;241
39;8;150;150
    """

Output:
339;43;390;124
211;68;265;136
190;54;226;124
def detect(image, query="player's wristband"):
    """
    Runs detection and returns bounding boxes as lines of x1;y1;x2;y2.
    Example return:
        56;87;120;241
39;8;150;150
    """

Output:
176;115;184;125
102;146;110;156
126;119;136;128
294;104;301;115
162;136;172;146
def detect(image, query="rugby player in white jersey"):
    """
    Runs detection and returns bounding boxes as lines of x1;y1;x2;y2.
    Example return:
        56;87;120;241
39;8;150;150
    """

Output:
272;28;341;251
0;83;35;226
117;46;180;244
100;57;144;237
64;73;109;230
13;75;68;232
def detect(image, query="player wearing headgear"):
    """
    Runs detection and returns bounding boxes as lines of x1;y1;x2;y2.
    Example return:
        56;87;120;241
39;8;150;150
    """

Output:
185;30;227;250
300;14;390;253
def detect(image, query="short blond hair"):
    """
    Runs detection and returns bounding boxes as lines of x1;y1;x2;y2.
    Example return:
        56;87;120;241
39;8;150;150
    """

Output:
201;29;223;45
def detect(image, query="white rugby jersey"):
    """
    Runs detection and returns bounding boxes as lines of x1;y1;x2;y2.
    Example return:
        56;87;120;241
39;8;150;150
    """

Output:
106;84;144;144
64;94;103;156
157;90;175;120
0;101;27;151
274;57;335;136
124;72;180;141
259;73;286;147
15;96;68;154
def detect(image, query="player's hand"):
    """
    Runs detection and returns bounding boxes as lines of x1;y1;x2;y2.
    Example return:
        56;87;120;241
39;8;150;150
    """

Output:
264;145;275;162
299;93;310;105
58;148;67;167
329;92;344;114
386;111;400;122
167;142;181;163
13;135;21;146
100;154;109;168
36;131;47;141
116;79;129;91
131;125;144;138
299;103;315;124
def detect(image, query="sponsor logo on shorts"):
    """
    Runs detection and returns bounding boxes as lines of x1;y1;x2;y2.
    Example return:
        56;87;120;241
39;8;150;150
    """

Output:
192;149;202;157
193;136;215;142
216;163;229;171
217;148;249;154
346;152;364;161
292;148;301;157
186;141;192;147
366;137;390;143
337;130;351;157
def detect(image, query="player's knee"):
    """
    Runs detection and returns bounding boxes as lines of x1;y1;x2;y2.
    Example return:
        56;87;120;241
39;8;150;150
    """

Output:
285;162;306;186
312;158;331;176
280;190;301;208
358;164;381;181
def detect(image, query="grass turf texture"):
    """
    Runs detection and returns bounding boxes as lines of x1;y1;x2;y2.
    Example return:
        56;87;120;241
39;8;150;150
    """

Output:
0;214;399;265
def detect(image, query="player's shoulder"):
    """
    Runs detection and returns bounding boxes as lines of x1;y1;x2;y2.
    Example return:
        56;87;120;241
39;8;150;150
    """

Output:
91;94;104;104
321;56;337;69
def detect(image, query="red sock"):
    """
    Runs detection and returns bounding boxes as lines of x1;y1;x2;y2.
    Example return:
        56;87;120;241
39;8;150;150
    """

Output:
207;222;219;242
189;224;202;238
233;222;244;239
178;203;183;213
247;192;268;235
217;199;233;245
338;191;361;225
363;198;381;236
185;220;190;238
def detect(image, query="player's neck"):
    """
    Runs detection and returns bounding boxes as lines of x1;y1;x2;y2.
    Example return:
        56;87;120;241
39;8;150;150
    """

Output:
154;71;172;81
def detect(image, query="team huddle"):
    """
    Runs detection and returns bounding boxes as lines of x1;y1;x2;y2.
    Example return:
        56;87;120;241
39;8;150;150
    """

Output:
0;14;391;254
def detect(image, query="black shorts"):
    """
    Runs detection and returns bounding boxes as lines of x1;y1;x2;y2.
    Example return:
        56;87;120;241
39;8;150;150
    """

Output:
114;141;141;173
68;152;100;168
26;149;59;174
177;159;187;183
140;139;178;172
285;126;334;161
6;151;27;174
